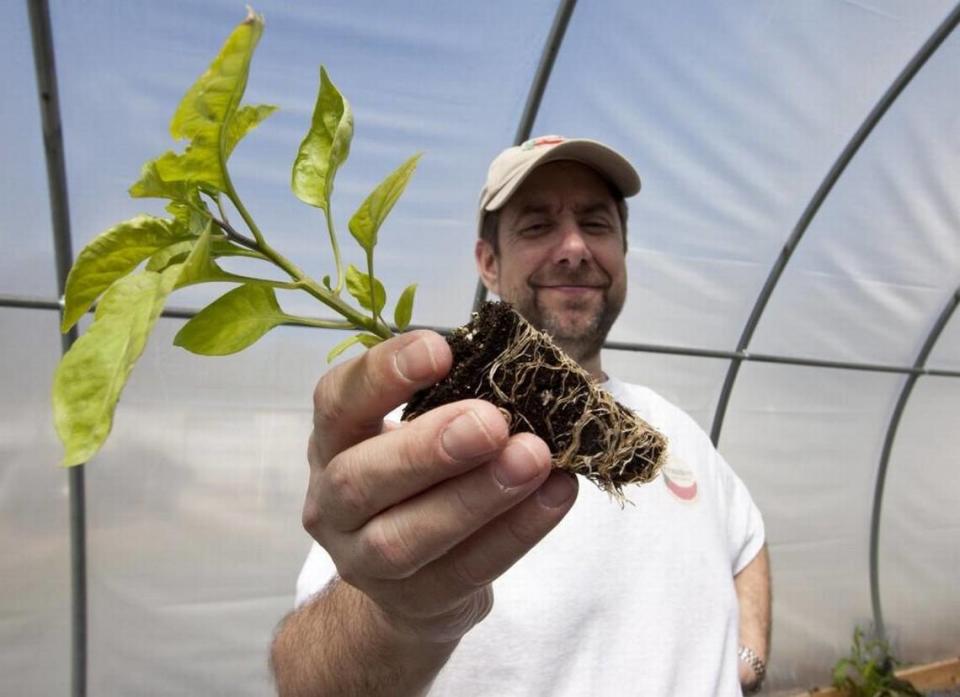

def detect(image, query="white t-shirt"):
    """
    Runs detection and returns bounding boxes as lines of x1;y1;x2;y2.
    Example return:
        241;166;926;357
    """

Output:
296;377;765;696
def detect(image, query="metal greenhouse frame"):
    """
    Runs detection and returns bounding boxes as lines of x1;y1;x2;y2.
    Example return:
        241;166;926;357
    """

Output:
7;1;959;695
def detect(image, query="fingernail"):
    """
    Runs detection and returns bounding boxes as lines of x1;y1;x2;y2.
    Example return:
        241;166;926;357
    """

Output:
493;440;544;489
537;472;576;508
441;410;498;461
396;337;437;382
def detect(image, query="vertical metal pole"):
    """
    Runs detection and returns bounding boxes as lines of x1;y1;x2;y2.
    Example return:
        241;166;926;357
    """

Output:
25;1;86;695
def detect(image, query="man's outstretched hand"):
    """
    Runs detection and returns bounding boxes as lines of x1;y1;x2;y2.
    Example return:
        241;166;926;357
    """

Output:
303;329;579;643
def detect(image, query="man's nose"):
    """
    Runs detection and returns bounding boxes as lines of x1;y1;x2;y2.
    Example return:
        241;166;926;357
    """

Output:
552;219;592;266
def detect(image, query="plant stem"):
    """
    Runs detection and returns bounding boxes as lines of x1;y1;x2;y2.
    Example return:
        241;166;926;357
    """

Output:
366;249;381;324
210;216;260;252
219;172;391;339
281;315;355;330
226;188;266;247
258;240;392;339
324;206;344;294
218;271;301;290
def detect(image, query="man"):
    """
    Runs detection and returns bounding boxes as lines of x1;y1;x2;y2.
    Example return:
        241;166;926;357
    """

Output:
271;136;771;696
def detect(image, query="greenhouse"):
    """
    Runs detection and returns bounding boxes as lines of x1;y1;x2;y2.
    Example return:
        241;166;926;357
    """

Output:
4;1;959;695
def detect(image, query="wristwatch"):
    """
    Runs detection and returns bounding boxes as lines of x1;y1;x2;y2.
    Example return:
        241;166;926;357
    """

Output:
738;645;767;694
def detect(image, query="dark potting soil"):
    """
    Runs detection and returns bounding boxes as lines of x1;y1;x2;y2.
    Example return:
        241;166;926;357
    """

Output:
402;301;666;496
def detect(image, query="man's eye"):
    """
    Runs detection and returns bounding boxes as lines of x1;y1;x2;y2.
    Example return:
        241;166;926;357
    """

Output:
519;223;548;235
583;220;612;233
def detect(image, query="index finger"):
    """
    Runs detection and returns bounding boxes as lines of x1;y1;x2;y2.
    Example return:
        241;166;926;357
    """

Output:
311;330;452;464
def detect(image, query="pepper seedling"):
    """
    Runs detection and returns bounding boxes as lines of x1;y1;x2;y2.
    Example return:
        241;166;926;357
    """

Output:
53;9;418;467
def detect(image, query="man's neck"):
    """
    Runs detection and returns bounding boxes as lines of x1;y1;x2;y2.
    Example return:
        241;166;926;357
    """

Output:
579;354;605;382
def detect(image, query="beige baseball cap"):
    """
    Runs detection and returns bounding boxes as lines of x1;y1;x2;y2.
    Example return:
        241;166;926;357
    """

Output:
478;135;641;233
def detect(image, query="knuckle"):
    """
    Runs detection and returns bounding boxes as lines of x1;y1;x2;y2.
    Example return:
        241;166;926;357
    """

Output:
451;479;483;521
301;470;326;538
363;517;419;580
325;458;371;523
450;552;488;590
301;499;322;536
336;562;364;589
504;514;542;549
312;371;346;427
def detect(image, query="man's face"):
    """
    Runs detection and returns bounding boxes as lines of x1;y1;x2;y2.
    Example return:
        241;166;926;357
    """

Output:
475;160;627;364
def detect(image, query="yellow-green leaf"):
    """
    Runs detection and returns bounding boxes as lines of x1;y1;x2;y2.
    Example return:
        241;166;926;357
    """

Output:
349;153;421;253
53;266;181;466
156;10;264;191
174;223;230;289
61;215;192;332
345;264;385;315
173;284;287;355
357;333;383;348
326;334;364;363
291;66;353;210
393;283;416;330
146;240;195;272
224;104;277;157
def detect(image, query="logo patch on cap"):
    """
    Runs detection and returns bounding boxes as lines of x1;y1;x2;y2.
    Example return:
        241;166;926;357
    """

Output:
521;135;565;150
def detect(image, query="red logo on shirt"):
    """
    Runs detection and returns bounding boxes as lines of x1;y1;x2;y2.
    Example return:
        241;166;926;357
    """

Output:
662;457;698;502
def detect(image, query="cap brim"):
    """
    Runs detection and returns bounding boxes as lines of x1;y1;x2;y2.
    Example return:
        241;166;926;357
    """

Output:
483;139;641;212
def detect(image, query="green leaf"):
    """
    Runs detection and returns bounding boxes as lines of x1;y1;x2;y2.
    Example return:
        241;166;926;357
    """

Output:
345;264;385;315
173;222;230;289
155;10;265;191
291;66;353;211
208;237;269;261
146;240;195;272
53;266;181;466
348;153;421;253
393;283;416;330
326;333;384;362
129;158;198;201
173;283;287;355
322;274;332;291
61;215;192;332
326;334;364;363
224;104;277;158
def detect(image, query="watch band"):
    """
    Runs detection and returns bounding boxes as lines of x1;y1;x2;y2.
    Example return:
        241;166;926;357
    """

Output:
738;645;767;692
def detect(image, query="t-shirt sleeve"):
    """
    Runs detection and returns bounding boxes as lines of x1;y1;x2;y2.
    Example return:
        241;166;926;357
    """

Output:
295;542;337;607
714;449;765;575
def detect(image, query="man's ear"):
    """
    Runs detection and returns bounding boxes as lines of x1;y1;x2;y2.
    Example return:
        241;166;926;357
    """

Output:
475;238;500;295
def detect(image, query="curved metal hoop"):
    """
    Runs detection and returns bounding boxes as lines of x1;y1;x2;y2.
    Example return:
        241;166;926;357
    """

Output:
870;287;960;639
709;3;960;447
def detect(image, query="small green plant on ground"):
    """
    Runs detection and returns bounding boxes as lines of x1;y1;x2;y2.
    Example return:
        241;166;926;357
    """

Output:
53;9;419;466
832;626;923;697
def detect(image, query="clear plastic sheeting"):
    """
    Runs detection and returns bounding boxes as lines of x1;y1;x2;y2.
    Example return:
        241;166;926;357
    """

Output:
752;30;960;366
6;0;960;694
719;363;903;689
878;376;960;662
83;318;336;695
0;309;71;695
535;0;957;351
928;305;960;371
0;2;58;297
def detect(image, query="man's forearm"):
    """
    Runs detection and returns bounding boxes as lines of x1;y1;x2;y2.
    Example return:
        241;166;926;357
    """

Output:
271;578;458;697
734;544;771;688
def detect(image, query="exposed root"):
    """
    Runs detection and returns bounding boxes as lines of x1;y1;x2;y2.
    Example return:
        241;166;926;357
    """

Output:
402;302;668;503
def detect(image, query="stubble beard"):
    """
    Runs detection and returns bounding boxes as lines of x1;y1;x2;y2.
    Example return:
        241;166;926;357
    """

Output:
511;288;623;366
